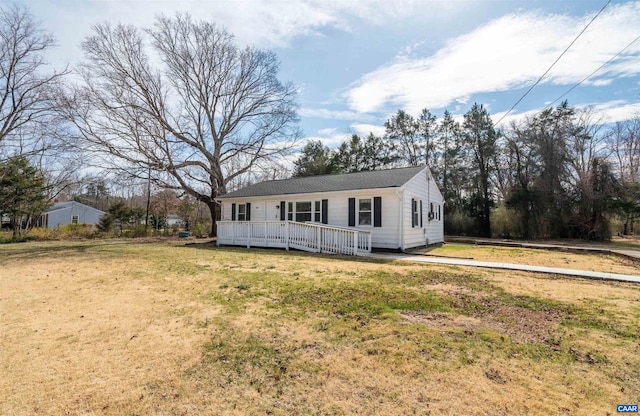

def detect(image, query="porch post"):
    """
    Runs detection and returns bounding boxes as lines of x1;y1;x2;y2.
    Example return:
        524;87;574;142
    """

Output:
285;221;290;251
354;230;359;255
317;226;322;253
247;222;251;249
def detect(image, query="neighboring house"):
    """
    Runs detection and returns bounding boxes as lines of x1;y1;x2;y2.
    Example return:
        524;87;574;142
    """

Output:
35;201;105;229
216;166;443;255
166;214;184;227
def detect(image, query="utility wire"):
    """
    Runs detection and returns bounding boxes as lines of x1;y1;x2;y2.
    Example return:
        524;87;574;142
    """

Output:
545;34;640;108
494;0;611;126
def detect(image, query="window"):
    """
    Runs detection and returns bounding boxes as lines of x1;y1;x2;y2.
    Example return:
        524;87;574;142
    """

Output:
287;202;293;221
71;214;79;225
314;200;321;222
237;204;246;221
295;201;312;222
412;199;419;227
359;198;372;225
429;202;441;221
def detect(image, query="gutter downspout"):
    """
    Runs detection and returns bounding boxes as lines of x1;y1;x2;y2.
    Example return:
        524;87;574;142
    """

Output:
426;167;431;247
396;189;404;251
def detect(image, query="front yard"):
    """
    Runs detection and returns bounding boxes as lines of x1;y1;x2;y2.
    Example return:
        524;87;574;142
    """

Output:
1;240;639;415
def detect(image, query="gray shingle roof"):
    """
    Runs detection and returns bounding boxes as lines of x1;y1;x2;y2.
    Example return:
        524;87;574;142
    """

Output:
218;166;426;199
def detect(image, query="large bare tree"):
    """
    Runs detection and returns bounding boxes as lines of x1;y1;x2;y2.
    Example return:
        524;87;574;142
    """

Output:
65;14;300;235
0;4;77;208
0;4;67;151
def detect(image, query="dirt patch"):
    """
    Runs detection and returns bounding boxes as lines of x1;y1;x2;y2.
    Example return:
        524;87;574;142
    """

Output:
400;304;562;344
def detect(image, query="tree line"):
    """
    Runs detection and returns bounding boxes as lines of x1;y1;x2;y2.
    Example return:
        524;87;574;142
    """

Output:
294;103;640;241
1;4;638;241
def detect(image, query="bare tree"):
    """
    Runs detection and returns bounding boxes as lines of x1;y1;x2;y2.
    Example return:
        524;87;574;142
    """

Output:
0;4;67;152
63;14;300;235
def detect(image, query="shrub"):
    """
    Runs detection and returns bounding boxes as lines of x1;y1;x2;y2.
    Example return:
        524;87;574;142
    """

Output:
122;225;151;238
491;205;520;239
192;221;212;237
54;224;98;239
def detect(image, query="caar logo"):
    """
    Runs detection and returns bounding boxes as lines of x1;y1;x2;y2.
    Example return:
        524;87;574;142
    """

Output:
617;404;638;413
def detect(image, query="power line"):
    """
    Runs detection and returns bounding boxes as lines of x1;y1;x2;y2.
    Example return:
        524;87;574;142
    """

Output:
545;34;640;109
494;0;611;126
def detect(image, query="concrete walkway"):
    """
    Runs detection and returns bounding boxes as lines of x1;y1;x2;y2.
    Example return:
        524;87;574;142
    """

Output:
370;253;640;284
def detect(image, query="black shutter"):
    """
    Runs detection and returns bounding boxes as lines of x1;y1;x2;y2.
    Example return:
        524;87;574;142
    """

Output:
411;198;415;227
322;199;328;224
373;197;382;227
420;200;423;228
438;204;441;220
246;203;251;221
348;198;355;227
280;201;285;221
231;203;236;221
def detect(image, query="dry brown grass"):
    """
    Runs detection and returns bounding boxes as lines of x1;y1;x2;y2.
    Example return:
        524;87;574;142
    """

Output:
1;240;639;415
426;243;640;275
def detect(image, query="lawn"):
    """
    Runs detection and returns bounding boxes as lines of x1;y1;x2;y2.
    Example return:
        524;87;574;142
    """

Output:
1;240;639;415
426;243;640;275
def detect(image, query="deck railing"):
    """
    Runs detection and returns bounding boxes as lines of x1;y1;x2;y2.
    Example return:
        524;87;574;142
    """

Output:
217;221;372;256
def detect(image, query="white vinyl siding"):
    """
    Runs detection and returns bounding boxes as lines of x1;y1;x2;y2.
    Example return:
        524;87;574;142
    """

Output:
403;168;444;249
221;187;403;249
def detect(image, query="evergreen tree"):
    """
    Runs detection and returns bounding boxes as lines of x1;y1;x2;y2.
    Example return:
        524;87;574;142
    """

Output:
293;140;334;177
461;104;498;237
0;156;51;237
385;110;420;166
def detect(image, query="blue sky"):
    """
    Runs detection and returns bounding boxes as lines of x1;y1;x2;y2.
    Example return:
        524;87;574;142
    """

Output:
20;0;640;150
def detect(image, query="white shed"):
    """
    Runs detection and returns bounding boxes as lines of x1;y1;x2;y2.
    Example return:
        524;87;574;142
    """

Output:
216;166;443;255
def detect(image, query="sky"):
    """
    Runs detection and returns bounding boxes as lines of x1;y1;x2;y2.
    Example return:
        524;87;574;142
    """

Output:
16;0;640;150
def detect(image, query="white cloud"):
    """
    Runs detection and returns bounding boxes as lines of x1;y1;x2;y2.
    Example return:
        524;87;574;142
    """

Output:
588;101;640;123
493;100;640;128
298;108;374;121
303;134;350;149
345;2;640;114
350;123;386;137
317;127;337;136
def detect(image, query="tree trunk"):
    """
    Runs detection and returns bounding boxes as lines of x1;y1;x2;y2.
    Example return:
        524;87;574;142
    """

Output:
206;201;221;237
12;215;21;238
623;214;630;235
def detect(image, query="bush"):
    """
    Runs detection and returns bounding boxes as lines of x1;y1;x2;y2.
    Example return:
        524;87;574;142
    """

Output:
54;224;99;239
444;211;475;236
491;205;520;239
192;221;212;237
122;225;151;238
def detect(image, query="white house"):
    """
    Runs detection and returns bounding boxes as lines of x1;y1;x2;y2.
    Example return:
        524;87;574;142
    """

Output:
216;166;443;255
35;201;105;229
